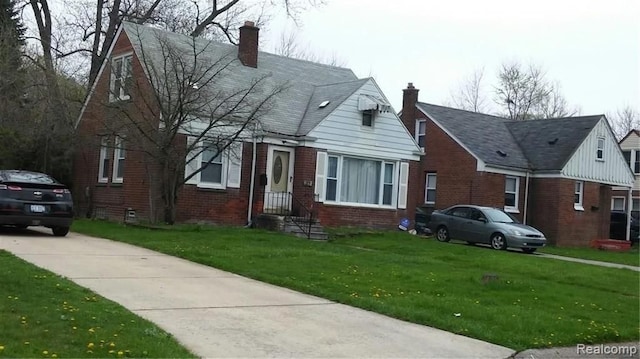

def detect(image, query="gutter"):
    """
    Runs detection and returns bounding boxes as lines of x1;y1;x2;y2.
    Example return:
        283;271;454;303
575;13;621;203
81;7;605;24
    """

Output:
246;123;258;226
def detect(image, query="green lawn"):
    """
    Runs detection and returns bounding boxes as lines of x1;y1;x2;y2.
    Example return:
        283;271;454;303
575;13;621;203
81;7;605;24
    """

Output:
0;251;195;359
540;246;639;267
71;220;639;351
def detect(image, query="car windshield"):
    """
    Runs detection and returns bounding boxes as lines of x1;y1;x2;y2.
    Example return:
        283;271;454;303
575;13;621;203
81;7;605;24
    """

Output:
4;171;57;184
483;208;518;223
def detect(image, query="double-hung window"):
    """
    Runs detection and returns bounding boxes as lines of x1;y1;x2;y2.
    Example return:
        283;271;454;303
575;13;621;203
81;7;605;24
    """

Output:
324;155;395;206
98;137;110;183
415;120;426;148
425;173;436;204
574;181;584;210
611;197;625;211
110;54;133;101
504;176;519;212
596;137;604;161
362;110;374;127
200;143;224;186
112;136;126;183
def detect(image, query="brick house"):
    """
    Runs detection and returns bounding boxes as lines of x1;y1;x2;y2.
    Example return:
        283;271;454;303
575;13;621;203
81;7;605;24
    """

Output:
400;83;635;246
73;21;421;228
611;130;640;217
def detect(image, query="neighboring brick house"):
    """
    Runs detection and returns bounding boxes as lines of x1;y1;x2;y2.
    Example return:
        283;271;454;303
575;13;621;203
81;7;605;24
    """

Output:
73;21;421;228
611;130;640;217
400;83;635;246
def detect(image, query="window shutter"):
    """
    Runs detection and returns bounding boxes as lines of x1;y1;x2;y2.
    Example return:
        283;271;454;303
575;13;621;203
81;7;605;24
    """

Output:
315;151;327;202
226;141;243;188
397;162;409;209
185;137;199;185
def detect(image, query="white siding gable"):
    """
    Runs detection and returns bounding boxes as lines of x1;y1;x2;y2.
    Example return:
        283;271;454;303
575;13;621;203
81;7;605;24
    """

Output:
562;118;635;187
306;79;421;161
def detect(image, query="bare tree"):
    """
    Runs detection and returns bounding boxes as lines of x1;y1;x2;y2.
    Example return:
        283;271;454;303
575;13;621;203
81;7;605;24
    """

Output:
493;62;573;120
99;28;287;224
608;105;640;140
448;67;487;113
273;29;344;66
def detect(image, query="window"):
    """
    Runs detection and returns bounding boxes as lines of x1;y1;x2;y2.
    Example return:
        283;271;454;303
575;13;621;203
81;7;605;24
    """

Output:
612;197;625;211
596;137;604;160
98;137;110;183
184;138;243;189
362;110;374;127
200;143;223;184
633;198;640;211
415;120;426;148
112;136;125;183
634;150;640;174
504;176;519;212
110;54;133;101
622;150;631;167
425;173;436;204
574;181;584;210
324;155;395;206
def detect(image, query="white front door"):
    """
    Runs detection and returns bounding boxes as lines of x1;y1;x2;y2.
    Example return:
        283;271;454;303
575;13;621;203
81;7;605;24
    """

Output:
264;146;295;213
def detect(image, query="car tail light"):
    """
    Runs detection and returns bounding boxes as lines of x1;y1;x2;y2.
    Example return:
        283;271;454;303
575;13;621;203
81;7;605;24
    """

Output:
7;185;22;191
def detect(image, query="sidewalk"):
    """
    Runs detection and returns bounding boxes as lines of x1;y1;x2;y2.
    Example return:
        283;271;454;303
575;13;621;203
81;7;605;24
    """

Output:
537;253;640;272
0;229;515;358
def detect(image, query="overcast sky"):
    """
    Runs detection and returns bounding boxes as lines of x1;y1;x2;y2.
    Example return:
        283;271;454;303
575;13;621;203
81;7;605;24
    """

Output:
262;0;639;117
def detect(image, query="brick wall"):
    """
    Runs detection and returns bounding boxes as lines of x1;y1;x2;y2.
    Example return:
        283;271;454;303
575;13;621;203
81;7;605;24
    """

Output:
528;178;611;246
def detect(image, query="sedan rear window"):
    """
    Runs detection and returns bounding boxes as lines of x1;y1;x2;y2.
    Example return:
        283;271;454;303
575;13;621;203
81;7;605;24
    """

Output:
3;172;58;184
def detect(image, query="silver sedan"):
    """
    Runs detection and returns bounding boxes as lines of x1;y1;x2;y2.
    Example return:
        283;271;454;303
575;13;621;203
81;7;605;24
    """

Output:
428;205;547;253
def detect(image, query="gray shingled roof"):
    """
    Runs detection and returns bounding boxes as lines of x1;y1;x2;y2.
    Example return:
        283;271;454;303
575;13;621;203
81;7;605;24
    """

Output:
507;116;602;170
417;102;603;171
416;103;530;169
297;79;369;135
122;22;358;136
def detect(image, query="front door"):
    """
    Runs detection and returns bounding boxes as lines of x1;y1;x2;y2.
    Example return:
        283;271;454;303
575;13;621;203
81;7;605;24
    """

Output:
264;146;295;213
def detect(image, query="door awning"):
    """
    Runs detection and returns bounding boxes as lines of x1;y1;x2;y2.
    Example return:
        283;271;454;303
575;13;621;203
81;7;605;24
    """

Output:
357;94;391;113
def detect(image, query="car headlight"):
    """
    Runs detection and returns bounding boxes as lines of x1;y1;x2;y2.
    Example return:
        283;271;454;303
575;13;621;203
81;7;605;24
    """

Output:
511;229;523;236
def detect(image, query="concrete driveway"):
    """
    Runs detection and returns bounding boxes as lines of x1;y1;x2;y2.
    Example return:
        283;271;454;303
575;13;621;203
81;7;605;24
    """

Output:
0;228;514;358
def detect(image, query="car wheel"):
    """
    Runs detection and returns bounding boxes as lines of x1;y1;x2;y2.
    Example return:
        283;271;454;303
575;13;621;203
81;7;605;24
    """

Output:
52;227;69;237
522;248;537;254
490;233;507;250
436;226;450;242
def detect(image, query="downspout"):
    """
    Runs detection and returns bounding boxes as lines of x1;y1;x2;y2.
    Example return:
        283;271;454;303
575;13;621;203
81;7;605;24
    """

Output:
523;169;530;224
626;187;632;242
246;123;258;227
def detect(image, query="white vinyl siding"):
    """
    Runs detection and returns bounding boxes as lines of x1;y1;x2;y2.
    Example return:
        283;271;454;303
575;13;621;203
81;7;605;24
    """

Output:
562;118;635;187
306;79;421;162
183;137;243;189
574;181;584;211
98;137;110;183
110;54;133;102
425;173;436;204
504;176;519;213
112;136;125;183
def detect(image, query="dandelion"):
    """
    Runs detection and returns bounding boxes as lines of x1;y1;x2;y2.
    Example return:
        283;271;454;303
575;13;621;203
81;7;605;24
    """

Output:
0;345;4;351
73;326;77;330
24;341;30;345
43;350;49;355
109;342;116;348
87;343;94;349
109;350;115;354
88;328;95;333
51;354;57;358
118;351;124;356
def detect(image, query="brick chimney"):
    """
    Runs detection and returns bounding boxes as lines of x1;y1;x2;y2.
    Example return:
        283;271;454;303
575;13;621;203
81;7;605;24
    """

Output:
401;82;420;136
238;21;259;68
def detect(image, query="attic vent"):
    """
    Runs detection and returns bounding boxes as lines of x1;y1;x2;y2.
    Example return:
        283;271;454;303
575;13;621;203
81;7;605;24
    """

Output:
548;138;558;145
319;101;330;108
496;150;507;157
